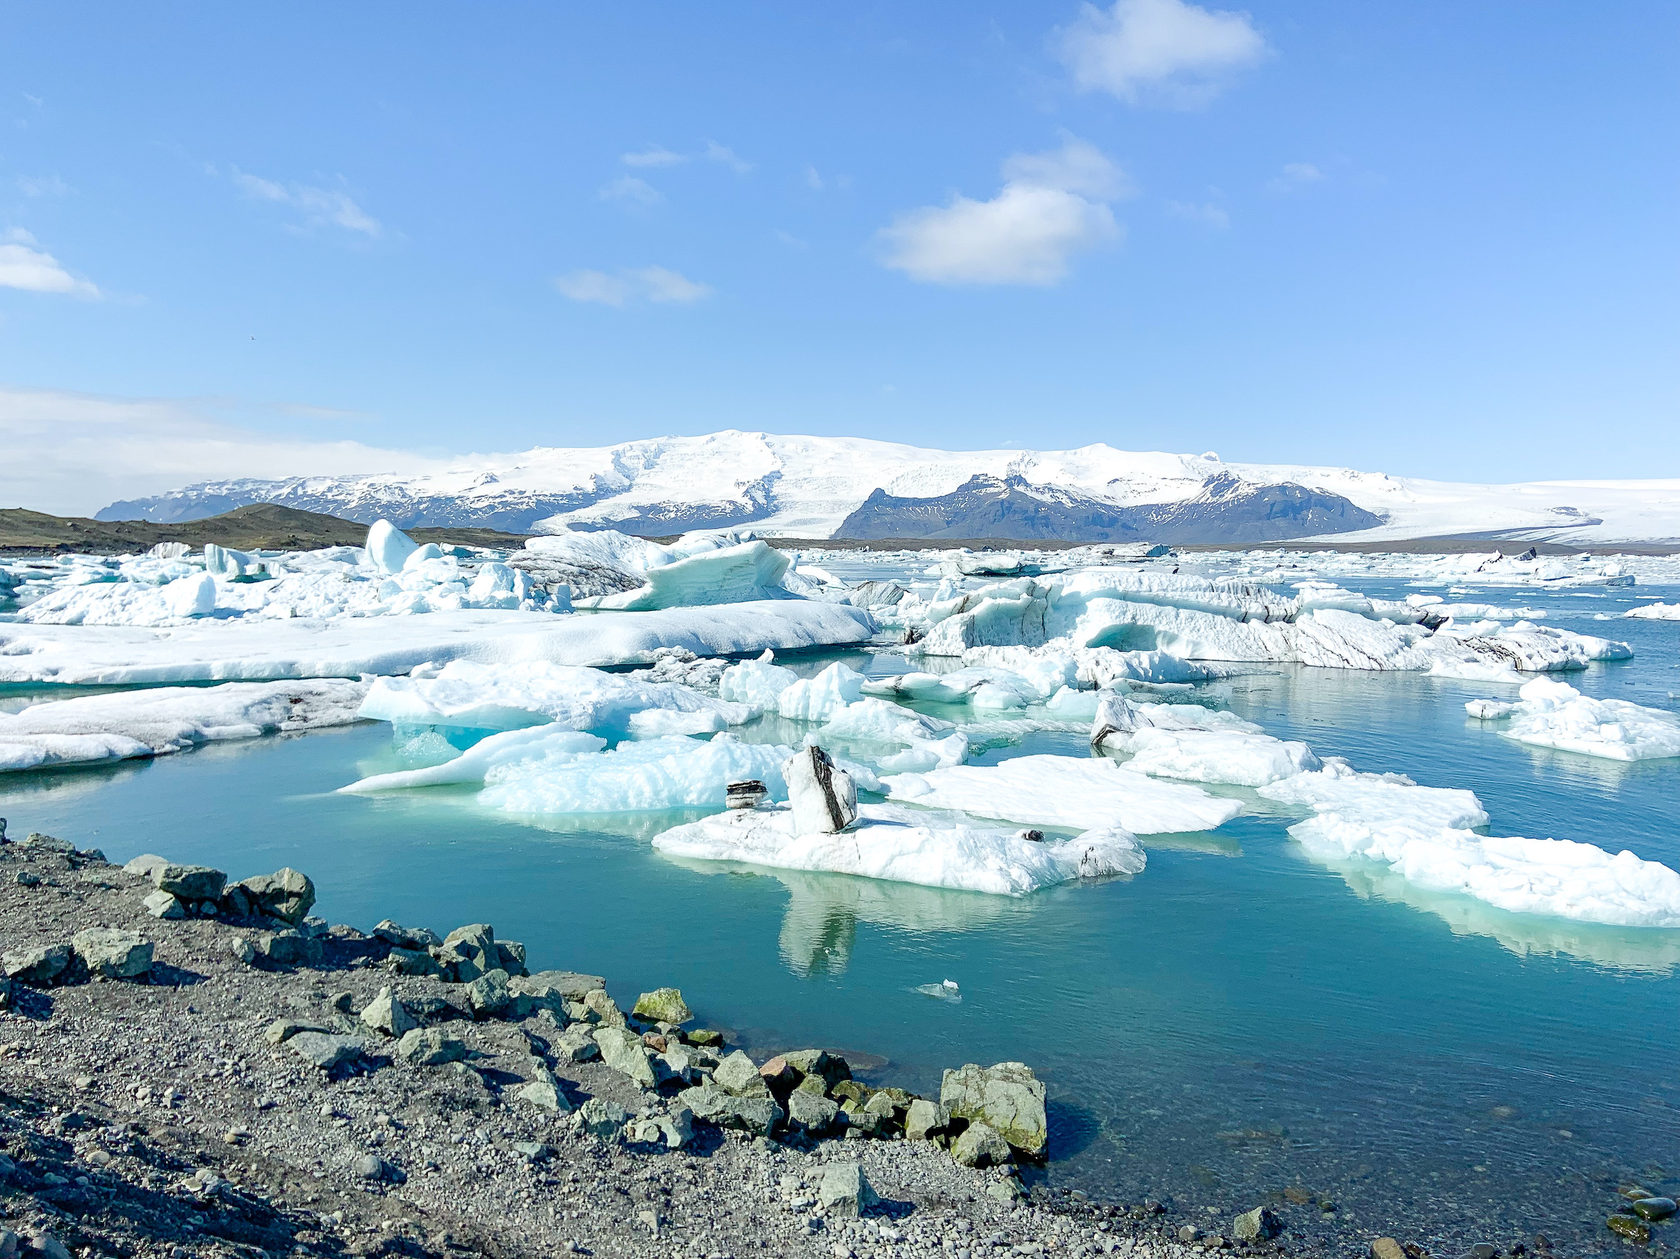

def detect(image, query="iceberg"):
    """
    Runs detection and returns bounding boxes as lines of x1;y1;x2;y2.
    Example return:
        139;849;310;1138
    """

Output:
652;801;1145;896
776;661;867;722
1625;602;1680;620
717;651;798;712
0;679;368;773
357;659;751;736
365;519;420;574
1108;726;1322;787
885;754;1243;835
1466;678;1680;761
1260;761;1680;929
518;528;797;611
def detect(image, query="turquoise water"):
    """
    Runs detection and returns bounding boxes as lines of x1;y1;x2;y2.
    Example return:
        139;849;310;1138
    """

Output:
3;577;1678;1256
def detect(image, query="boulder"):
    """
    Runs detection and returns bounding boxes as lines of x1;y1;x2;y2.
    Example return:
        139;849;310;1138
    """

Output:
817;1162;879;1218
386;947;443;977
632;987;692;1025
554;1024;602;1063
1633;1198;1678;1221
579;1097;631;1139
232;869;315;925
514;1080;573;1114
950;1120;1011;1168
142;891;185;920
373;920;441;951
713;1050;771;1098
581;987;626;1027
394;1027;467;1066
359;987;416;1037
758;1055;799;1096
153;864;226;902
122;854;169;880
678;1083;782;1137
1370;1240;1406;1259
464;969;517;1020
70;928;153;980
786;1089;840;1136
494;941;528;976
785;744;858;834
594;1027;657;1088
1233;1207;1282;1242
629;1106;694;1150
905;1098;950;1141
254;930;323;967
263;1019;326;1046
940;1062;1047;1156
516;969;605;1002
437;923;499;980
286;1032;362;1072
1607;1216;1651;1244
782;1048;851;1091
1;945;71;986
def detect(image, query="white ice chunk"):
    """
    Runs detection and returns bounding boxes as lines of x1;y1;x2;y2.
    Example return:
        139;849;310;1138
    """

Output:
777;662;866;722
1473;677;1680;761
1625;602;1680;620
1113;727;1321;787
0;679;368;772
365;520;420;574
717;651;798;712
785;745;858;833
652;802;1145;896
886;754;1243;835
478;733;794;814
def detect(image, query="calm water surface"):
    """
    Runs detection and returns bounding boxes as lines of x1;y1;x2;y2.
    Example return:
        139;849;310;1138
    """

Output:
3;574;1677;1256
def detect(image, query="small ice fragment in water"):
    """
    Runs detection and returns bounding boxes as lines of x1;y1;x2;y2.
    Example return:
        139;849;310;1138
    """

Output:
914;980;962;1003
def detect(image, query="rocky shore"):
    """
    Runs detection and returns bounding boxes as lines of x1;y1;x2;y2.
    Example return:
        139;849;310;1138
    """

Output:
0;827;1336;1259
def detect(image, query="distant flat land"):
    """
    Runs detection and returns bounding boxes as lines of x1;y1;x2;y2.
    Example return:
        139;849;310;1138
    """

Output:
5;505;1675;558
0;505;531;556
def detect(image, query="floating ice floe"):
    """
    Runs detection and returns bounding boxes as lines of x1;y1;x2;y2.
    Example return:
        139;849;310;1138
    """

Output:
344;728;794;815
512;528;796;611
651;801;1145;896
1260;760;1680;929
0;600;876;686
1625;602;1680;621
886;754;1243;835
358;659;751;737
902;568;1630;677
0;680;367;772
1108;727;1321;787
1465;677;1680;761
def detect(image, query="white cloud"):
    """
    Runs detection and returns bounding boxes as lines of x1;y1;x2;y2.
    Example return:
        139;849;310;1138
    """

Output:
703;141;753;174
804;165;825;192
0;229;100;298
16;174;69;198
1054;0;1267;107
877;138;1126;286
1267;161;1324;192
0;387;436;516
598;175;662;207
554;266;712;307
621;146;687;168
1166;199;1230;228
231;170;382;236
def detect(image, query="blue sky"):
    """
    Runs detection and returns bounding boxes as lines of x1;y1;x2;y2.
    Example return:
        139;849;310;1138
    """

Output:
1;1;1676;512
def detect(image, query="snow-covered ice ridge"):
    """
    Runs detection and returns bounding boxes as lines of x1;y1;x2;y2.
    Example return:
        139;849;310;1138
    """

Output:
96;430;1680;544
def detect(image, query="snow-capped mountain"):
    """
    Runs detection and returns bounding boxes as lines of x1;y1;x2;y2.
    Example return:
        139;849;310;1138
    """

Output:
97;431;1680;544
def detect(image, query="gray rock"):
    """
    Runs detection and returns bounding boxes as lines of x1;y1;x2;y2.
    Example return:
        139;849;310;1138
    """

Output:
28;1234;71;1259
786;1088;841;1136
678;1083;782;1137
579;1097;631;1139
987;1177;1026;1204
70;928;153;980
228;937;257;965
785;744;858;834
594;1027;657;1088
286;1031;362;1072
359;987;416;1037
554;1024;601;1063
253;930;324;967
438;923;498;980
514;1080;574;1113
0;979;12;1010
950;1120;1011;1168
14;872;40;888
632;987;692;1025
940;1061;1047;1156
22;833;74;855
581;987;625;1027
511;1140;553;1163
464;968;517;1020
386;947;443;977
233;868;316;925
817;1162;879;1217
1;944;70;986
153;864;225;902
1370;1240;1406;1259
142;890;185;920
352;1154;396;1181
394;1027;467;1067
122;854;169;880
516;969;605;1002
905;1098;950;1141
1233;1207;1282;1242
782;1048;851;1091
494;940;528;976
373;920;441;951
713;1049;771;1097
1633;1198;1678;1221
263;1019;327;1046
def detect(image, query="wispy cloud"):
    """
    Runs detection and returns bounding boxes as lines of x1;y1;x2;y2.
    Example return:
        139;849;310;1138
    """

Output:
1267;161;1324;192
878;137;1127;286
0;228;100;298
16;174;69;198
598;175;662;207
554;266;713;307
231;169;382;237
1166;198;1230;228
703;141;753;174
1054;0;1268;108
621;145;687;168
